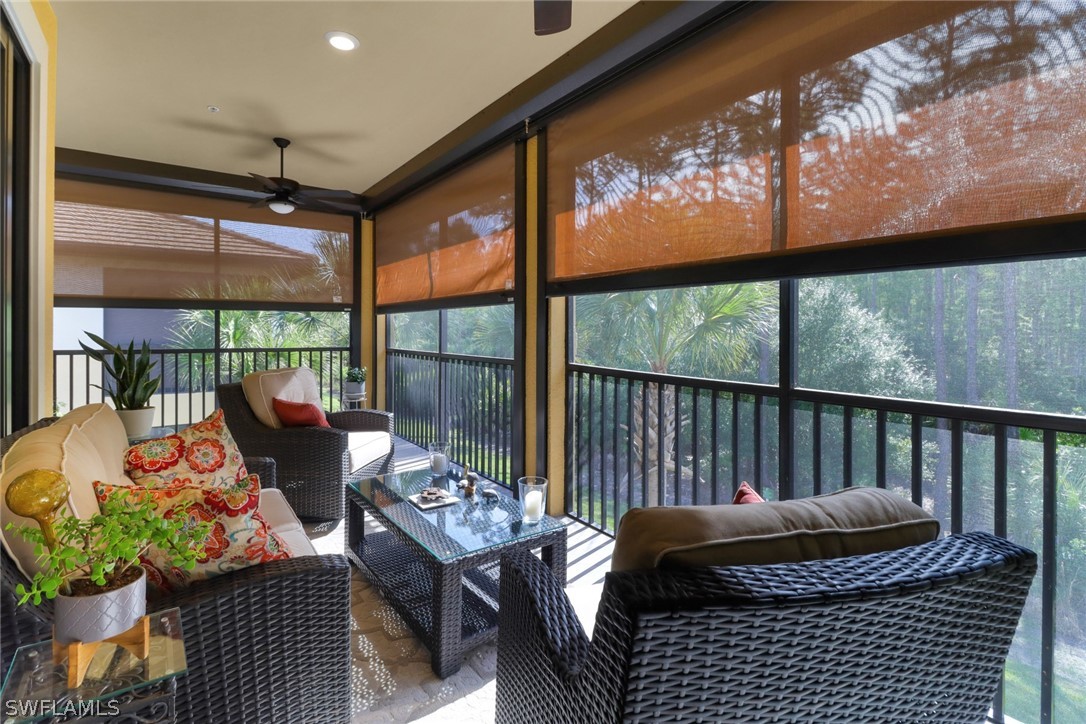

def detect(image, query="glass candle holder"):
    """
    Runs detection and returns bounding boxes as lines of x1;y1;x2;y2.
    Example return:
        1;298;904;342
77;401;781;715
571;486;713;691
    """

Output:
518;476;548;524
428;442;450;476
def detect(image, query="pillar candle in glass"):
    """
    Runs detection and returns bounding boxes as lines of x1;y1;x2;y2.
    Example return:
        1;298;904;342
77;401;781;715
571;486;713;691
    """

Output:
428;442;450;476
518;476;548;524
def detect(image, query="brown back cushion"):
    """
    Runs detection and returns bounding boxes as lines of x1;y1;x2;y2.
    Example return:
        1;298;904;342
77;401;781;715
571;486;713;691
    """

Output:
610;487;939;572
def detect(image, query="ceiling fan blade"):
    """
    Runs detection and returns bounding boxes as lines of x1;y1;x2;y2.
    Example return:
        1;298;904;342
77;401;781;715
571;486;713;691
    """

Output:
293;193;361;212
249;172;280;193
535;0;571;35
273;176;301;193
297;186;359;201
311;198;362;212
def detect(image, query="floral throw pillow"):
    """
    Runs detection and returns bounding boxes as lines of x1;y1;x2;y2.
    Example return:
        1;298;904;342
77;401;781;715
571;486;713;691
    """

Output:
95;473;292;596
125;409;248;488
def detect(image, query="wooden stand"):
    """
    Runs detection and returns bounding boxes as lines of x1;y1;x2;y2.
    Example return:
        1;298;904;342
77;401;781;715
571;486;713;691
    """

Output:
53;615;151;688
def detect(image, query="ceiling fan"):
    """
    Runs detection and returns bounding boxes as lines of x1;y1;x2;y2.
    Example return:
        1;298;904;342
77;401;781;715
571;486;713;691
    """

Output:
249;137;360;215
535;0;572;35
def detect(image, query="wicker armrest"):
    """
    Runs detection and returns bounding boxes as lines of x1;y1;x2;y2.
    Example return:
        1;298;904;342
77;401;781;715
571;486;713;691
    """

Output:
499;548;590;678
245;456;277;489
154;554;352;722
240;425;350;460
326;408;394;435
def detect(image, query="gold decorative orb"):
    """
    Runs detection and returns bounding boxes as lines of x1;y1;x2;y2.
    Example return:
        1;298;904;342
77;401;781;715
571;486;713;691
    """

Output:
5;469;70;520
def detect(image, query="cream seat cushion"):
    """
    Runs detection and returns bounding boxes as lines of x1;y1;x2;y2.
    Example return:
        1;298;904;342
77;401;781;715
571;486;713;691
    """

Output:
611;486;939;572
259;488;316;556
347;431;391;473
242;367;323;430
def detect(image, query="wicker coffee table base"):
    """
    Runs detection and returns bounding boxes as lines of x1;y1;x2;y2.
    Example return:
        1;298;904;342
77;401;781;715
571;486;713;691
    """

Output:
345;486;567;678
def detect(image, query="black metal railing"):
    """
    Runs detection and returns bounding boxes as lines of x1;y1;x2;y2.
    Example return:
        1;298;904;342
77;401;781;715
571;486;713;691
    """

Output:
387;348;514;486
53;346;352;428
567;362;1086;724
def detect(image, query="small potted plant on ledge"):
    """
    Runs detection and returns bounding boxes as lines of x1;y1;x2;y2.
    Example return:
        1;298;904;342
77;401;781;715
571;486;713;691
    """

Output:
4;469;209;644
344;366;367;396
80;332;161;438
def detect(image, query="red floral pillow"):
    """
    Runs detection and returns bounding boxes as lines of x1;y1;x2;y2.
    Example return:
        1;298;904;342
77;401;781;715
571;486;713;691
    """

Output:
272;398;331;428
95;474;291;596
125;409;248;488
732;481;765;504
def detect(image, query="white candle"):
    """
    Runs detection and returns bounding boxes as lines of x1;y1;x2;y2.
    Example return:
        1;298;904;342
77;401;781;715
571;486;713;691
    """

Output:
523;489;543;521
430;453;448;474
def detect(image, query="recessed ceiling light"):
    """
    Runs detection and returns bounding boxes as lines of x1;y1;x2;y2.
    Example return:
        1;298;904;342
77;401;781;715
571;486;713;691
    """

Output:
207;105;221;113
324;31;359;52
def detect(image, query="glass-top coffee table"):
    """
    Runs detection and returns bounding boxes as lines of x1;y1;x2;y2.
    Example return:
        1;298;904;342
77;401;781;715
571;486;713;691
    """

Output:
0;607;186;723
346;467;567;677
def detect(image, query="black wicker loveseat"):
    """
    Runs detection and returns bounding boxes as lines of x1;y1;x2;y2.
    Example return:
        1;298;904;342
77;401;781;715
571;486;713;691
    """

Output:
1;420;352;723
496;531;1036;724
218;381;394;520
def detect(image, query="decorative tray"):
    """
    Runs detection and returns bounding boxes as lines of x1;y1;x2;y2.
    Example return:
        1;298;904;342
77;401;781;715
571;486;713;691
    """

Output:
407;491;460;511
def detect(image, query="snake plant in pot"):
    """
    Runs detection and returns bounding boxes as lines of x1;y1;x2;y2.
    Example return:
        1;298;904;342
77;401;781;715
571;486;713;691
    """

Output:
79;332;161;437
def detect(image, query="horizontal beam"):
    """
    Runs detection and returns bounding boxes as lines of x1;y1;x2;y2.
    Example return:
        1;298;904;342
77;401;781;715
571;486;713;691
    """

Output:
548;218;1086;297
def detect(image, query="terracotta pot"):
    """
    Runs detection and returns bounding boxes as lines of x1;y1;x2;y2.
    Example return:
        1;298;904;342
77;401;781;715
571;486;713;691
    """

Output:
54;568;147;644
115;407;156;438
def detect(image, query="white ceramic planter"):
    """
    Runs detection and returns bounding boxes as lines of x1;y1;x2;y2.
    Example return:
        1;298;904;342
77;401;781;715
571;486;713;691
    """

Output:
54;567;147;644
344;381;364;396
115;407;156;438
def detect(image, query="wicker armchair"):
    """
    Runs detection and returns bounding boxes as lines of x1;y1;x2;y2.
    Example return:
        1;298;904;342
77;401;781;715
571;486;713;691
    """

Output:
497;531;1036;724
217;381;394;520
1;431;353;723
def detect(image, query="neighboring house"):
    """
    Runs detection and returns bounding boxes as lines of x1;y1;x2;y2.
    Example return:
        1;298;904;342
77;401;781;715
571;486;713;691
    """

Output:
53;200;317;301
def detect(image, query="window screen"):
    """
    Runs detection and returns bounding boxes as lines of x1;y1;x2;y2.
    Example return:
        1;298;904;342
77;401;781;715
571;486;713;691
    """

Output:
548;0;1086;282
55;179;355;305
376;145;515;307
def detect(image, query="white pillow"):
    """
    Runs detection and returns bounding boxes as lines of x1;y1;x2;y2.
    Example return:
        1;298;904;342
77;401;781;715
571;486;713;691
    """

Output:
1;425;112;580
241;367;324;429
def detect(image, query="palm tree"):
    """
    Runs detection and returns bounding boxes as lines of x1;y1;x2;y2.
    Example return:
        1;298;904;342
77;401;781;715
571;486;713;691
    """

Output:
576;283;777;505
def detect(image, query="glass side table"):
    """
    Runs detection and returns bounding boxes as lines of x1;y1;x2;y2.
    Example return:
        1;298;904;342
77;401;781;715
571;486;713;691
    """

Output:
126;426;179;445
1;608;187;724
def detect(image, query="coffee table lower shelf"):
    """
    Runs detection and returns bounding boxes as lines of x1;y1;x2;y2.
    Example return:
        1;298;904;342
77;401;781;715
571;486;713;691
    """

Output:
347;530;503;654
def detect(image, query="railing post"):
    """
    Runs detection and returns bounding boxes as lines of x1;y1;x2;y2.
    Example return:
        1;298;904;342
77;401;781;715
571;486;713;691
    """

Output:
437;311;447;442
212;309;222;392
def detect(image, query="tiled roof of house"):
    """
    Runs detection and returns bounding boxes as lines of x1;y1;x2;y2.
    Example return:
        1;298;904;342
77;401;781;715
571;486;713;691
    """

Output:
55;201;315;264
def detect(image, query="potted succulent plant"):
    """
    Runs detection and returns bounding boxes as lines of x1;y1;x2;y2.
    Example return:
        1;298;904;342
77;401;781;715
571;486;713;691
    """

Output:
344;366;367;396
79;332;161;437
4;469;209;644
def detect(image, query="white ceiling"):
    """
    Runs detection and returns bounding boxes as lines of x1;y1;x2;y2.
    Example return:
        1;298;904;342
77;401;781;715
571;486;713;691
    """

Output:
53;0;639;195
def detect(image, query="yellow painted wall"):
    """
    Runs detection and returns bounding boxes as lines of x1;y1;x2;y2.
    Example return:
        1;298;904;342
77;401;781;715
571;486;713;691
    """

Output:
360;218;376;405
524;136;539;479
10;0;57;419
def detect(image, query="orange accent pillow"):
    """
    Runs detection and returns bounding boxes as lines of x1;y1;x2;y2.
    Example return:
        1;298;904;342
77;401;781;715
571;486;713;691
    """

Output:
272;398;331;428
732;481;765;504
95;474;292;596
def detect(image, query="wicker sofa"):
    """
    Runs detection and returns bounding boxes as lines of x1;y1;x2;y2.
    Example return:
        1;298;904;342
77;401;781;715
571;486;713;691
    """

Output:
1;411;352;723
218;374;394;520
497;530;1036;724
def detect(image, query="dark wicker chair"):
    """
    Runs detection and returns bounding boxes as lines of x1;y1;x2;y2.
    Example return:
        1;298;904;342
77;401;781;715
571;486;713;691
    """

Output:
217;381;394;520
497;531;1036;724
2;423;353;723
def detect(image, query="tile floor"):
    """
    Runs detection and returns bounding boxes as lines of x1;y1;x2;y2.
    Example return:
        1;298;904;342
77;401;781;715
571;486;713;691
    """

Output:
303;439;614;723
